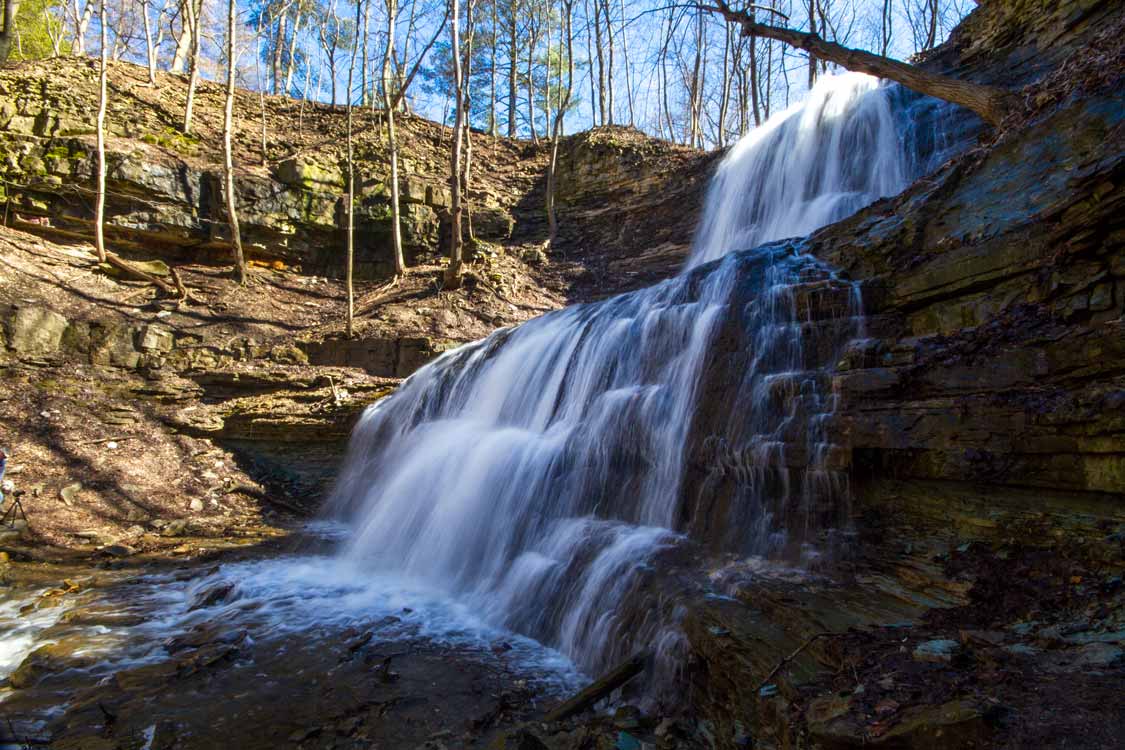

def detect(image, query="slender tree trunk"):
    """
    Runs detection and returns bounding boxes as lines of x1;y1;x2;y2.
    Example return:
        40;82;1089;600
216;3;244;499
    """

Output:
388;4;449;109
93;0;107;262
344;0;362;335
74;0;95;56
284;3;304;94
749;15;760;126
880;0;891;56
141;0;158;84
182;0;201;133
0;0;19;65
688;10;702;146
545;0;573;248
806;0;815;86
506;1;517;136
488;0;497;136
171;0;190;69
543;7;551;131
617;0;633;125
583;0;595;127
256;12;268;163
383;0;404;275
526;19;536;141
272;10;286;94
709;2;1019;127
224;0;246;284
600;0;613;124
360;0;369;104
462;0;476;241
718;23;730;147
592;0;603;124
659;7;673;140
443;0;465;289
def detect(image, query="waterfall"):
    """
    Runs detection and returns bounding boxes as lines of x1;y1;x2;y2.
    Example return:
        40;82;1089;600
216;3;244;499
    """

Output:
327;74;957;687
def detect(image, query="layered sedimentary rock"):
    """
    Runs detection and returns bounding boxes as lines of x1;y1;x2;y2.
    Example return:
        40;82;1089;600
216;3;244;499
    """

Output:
0;60;520;279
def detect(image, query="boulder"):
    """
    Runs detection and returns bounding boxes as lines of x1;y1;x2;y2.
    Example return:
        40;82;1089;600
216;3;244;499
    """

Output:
4;305;69;355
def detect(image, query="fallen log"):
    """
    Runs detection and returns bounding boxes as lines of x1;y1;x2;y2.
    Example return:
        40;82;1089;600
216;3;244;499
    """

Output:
544;651;650;723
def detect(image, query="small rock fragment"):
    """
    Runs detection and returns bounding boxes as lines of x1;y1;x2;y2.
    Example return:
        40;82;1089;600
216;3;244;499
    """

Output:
913;639;961;663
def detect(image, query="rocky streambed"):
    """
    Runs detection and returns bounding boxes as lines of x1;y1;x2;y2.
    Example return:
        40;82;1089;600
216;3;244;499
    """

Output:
0;526;593;750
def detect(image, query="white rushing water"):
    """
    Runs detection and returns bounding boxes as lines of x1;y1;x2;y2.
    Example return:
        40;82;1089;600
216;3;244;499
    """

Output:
326;72;961;692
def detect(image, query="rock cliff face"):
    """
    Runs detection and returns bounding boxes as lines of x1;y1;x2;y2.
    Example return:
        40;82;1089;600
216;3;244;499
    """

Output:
670;1;1124;746
0;60;533;279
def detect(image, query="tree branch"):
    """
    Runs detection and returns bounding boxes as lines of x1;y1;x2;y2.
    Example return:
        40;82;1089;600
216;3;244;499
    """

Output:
701;0;1019;127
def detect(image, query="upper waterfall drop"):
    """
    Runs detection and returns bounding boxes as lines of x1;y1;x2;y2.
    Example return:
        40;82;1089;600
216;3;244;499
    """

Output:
326;73;954;683
690;73;909;268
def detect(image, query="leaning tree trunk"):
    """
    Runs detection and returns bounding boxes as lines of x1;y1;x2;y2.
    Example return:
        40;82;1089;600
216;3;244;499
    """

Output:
709;1;1018;127
93;0;107;262
224;0;246;284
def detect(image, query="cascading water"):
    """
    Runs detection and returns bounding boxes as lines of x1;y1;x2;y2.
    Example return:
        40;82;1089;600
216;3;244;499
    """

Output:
328;73;963;689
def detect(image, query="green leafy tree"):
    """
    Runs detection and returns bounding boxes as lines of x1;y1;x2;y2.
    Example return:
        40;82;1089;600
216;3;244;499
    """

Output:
9;0;70;61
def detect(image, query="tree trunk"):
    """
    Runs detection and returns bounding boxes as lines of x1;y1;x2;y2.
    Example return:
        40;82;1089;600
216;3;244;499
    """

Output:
617;0;633;125
462;0;476;242
284;3;304;94
170;0;193;71
600;0;612;124
718;24;730;147
592;0;603;125
255;11;268;163
443;0;465;290
543;6;551;131
506;1;517;136
526;18;536;141
344;0;362;334
488;0;497;136
182;0;201;133
224;0;246;284
545;0;573;249
805;0;815;87
708;2;1019;127
0;0;20;66
749;19;760;126
272;11;286;94
93;0;107;262
389;4;448;109
383;0;405;275
141;0;158;84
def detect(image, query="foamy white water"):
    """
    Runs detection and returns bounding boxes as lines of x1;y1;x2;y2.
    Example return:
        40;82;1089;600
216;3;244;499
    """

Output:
327;73;961;690
692;73;908;267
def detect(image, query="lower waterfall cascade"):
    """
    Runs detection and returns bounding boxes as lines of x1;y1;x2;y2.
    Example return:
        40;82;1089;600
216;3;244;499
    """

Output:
327;73;966;690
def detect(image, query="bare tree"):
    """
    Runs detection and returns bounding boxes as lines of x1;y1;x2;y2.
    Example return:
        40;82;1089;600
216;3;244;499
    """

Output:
344;0;362;334
94;0;107;262
443;0;465;290
182;0;201;132
140;0;158;84
382;0;406;275
223;0;247;284
706;0;1018;127
545;0;573;248
170;0;195;71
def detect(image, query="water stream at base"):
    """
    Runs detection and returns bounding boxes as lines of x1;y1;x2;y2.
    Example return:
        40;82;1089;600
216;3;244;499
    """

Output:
326;73;966;688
